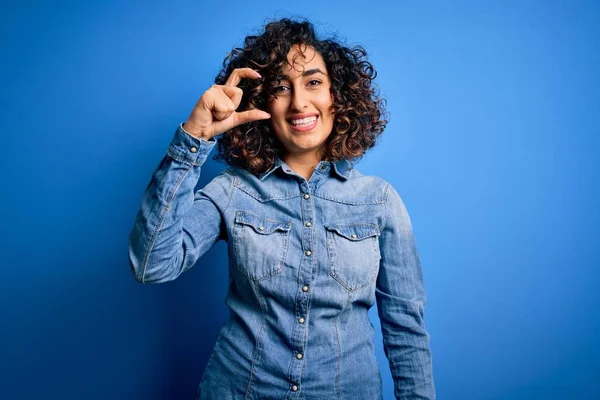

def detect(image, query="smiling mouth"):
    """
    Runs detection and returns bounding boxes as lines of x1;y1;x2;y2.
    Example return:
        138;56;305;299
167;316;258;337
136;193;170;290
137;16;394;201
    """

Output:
287;115;319;132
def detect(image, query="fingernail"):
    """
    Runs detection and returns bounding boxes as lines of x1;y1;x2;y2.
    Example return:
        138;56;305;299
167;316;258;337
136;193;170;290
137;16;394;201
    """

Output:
254;71;262;78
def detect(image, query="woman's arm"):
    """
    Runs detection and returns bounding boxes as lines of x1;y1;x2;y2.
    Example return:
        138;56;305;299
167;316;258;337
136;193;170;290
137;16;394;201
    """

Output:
128;68;269;284
128;123;233;284
376;183;436;399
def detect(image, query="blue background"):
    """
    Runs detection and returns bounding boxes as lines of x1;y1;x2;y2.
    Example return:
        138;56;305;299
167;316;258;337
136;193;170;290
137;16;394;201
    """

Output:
2;1;599;399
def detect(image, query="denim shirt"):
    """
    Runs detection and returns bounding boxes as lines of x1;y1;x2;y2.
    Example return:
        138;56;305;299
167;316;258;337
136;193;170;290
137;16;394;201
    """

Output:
128;124;436;400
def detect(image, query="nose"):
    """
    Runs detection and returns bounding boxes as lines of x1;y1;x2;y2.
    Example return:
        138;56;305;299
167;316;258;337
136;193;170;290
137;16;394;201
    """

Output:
291;86;308;111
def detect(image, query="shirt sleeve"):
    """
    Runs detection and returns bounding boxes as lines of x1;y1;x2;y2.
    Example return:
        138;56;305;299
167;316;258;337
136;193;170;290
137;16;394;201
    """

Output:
376;183;436;399
128;123;234;283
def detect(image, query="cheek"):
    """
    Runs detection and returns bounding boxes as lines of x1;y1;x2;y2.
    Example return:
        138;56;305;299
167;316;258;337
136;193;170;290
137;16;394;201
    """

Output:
268;101;288;121
319;92;335;115
266;101;275;115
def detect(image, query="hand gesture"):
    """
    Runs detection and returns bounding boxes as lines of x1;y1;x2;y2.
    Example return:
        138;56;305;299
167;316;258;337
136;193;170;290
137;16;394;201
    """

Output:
183;68;270;140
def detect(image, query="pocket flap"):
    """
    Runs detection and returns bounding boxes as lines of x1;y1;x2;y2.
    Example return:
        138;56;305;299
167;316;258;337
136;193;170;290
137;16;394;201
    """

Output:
325;223;381;240
235;211;293;234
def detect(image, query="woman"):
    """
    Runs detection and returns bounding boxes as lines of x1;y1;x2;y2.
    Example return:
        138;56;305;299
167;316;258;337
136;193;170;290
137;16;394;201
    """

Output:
129;18;435;400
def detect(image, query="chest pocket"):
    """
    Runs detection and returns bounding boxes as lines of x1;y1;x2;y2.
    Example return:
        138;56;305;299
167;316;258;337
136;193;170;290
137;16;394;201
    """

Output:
325;223;382;292
233;211;293;281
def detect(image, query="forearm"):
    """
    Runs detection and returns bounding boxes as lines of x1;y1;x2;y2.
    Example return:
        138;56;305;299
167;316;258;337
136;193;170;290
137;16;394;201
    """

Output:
377;183;436;399
377;291;435;399
128;123;217;283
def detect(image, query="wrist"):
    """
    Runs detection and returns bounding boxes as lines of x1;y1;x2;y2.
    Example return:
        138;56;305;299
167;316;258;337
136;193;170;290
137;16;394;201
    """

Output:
182;122;212;140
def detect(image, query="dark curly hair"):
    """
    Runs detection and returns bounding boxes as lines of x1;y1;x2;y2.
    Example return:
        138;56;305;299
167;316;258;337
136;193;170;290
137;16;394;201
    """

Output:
213;17;388;176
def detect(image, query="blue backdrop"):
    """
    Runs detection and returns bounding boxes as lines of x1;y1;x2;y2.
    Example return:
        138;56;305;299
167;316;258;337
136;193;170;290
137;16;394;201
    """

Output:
2;1;599;399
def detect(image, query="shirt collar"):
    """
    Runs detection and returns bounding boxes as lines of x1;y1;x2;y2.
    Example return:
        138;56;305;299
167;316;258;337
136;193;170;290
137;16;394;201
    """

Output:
258;157;284;181
331;158;353;180
258;157;353;181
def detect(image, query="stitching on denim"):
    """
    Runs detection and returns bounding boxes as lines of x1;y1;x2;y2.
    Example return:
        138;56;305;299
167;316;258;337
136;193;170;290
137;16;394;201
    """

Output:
167;148;197;167
372;236;381;282
279;227;291;272
297;312;308;397
235;210;294;230
232;215;291;281
334;296;350;400
324;223;381;240
141;162;193;283
140;206;168;283
222;169;236;213
298;249;314;395
326;226;381;293
382;183;392;229
313;192;386;205
244;281;267;400
287;242;305;395
232;222;243;278
234;180;300;202
326;222;380;228
295;226;314;396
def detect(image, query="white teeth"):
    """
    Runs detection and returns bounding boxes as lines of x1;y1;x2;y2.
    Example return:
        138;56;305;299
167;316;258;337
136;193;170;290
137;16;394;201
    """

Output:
290;116;317;126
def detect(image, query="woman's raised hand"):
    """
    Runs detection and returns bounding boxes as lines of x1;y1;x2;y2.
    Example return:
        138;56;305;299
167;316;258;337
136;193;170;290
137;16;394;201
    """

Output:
183;68;270;140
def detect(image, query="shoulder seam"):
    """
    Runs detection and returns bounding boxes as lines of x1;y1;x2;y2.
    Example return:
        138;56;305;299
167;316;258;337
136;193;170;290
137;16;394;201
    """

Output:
222;168;236;213
382;182;392;229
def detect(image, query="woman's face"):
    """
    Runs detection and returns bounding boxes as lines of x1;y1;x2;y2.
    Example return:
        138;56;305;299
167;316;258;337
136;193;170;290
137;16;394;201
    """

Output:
267;44;334;160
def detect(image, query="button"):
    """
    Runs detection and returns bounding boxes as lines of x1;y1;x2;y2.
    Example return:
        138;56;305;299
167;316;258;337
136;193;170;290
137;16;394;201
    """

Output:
258;226;264;231
321;165;327;170
296;353;303;359
291;385;298;392
190;146;198;153
305;250;312;257
302;285;309;292
305;221;312;227
351;234;357;239
304;193;310;199
298;317;305;324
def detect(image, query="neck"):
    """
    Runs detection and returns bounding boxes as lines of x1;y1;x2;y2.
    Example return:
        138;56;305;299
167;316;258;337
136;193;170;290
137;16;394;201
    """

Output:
282;150;324;181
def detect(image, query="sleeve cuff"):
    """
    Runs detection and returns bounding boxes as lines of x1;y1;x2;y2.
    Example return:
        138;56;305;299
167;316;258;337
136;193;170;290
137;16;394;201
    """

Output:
166;123;217;166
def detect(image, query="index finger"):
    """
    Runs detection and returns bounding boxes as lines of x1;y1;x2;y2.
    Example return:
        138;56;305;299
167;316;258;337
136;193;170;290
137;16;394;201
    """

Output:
225;68;262;87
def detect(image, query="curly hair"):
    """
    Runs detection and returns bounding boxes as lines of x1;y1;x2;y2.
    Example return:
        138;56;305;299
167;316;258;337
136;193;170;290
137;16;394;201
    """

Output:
213;17;388;176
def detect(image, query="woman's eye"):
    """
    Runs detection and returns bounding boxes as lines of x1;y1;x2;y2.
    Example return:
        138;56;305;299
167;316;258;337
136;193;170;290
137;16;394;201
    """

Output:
308;80;322;86
273;85;289;93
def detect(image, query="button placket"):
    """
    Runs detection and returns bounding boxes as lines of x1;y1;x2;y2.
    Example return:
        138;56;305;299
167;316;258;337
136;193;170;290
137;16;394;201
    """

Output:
287;185;314;392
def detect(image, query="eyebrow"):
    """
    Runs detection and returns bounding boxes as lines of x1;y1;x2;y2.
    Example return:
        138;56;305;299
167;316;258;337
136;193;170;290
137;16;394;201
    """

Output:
280;68;327;81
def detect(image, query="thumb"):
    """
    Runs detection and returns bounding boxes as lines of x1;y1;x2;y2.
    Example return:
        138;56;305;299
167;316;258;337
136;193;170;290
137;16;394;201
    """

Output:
234;109;271;126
